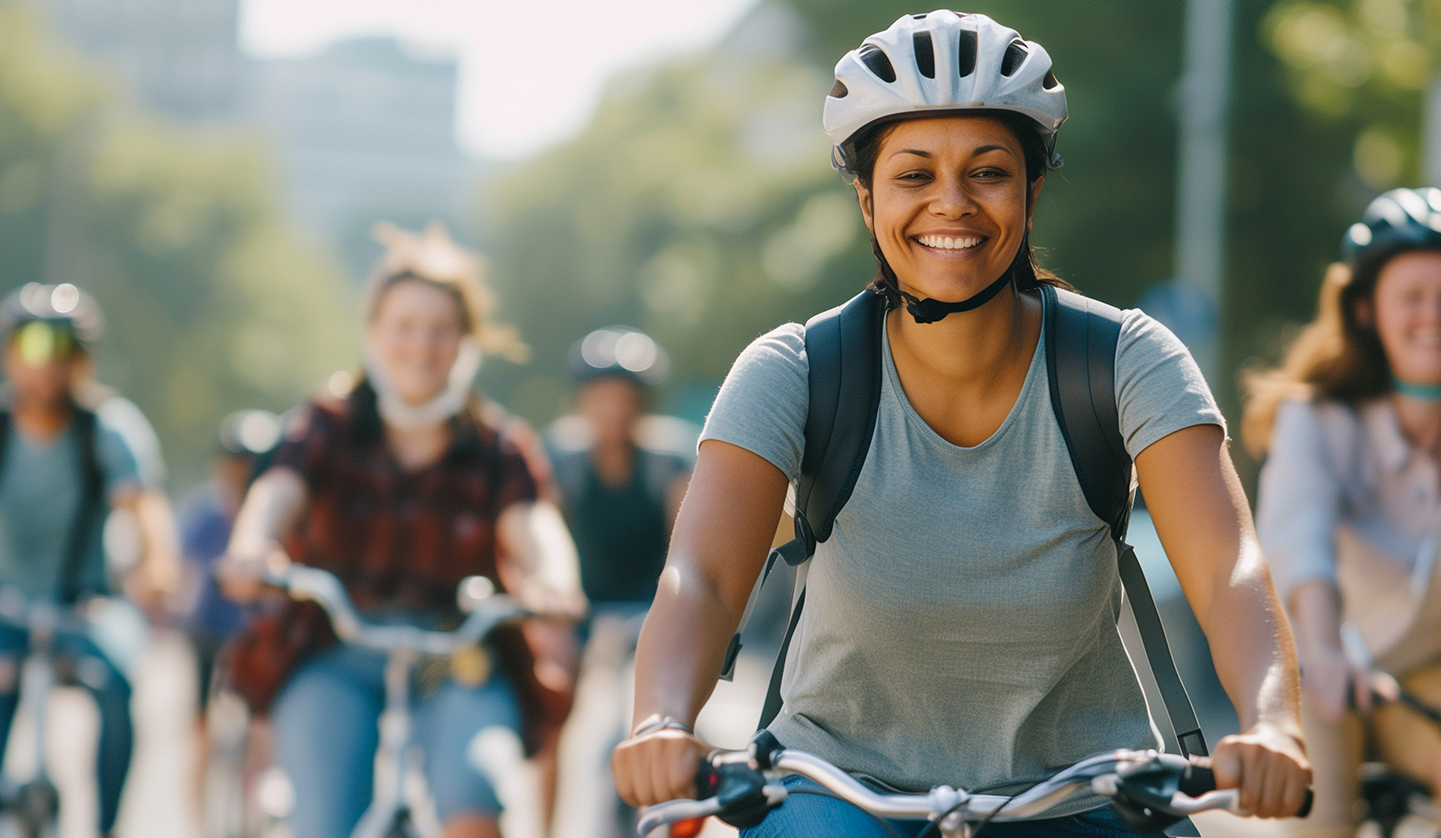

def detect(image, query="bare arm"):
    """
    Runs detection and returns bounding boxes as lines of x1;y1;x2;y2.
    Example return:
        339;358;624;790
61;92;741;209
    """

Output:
495;499;587;619
1136;424;1311;817
110;487;181;609
613;439;788;807
217;466;308;602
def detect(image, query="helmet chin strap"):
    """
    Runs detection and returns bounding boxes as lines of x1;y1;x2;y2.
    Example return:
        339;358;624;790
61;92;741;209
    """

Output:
363;338;482;429
898;271;1012;324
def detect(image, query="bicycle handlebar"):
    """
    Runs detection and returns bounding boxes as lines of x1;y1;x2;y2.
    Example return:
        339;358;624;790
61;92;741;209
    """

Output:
266;564;530;656
637;741;1313;836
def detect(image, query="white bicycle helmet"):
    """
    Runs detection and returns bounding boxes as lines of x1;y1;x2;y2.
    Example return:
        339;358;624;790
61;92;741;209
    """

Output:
823;10;1067;173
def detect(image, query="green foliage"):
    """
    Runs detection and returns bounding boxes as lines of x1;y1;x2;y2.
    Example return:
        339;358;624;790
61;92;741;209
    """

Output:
0;3;356;483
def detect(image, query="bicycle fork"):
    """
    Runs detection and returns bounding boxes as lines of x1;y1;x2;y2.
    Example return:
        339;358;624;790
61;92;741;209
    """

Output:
351;649;428;838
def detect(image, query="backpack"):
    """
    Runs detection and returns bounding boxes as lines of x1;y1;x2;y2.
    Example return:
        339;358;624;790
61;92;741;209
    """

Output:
720;284;1209;760
0;406;106;604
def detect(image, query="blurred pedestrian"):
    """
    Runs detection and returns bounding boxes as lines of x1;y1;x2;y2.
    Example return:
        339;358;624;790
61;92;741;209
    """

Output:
1247;187;1441;836
549;327;692;837
0;281;180;837
219;221;585;838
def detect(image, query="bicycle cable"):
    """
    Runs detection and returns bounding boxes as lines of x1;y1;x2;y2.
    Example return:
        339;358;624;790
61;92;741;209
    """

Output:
782;788;908;838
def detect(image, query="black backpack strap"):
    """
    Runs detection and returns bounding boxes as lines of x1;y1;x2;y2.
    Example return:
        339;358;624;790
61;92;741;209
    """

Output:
1042;285;1207;758
58;408;105;605
719;291;886;693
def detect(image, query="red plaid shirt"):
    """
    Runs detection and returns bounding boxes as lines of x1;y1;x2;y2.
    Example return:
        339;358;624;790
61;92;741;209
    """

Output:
272;389;538;613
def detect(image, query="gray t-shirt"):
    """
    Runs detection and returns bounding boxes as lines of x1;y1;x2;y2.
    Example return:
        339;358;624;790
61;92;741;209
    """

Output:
701;296;1223;805
0;413;142;599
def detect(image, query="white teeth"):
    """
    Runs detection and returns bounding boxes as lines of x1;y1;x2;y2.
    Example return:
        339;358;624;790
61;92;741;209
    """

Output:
918;235;982;250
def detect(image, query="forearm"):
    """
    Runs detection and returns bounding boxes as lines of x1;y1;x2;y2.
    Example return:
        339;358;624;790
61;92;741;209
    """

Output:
631;561;745;729
134;490;181;595
1200;552;1303;735
227;467;307;557
497;501;587;619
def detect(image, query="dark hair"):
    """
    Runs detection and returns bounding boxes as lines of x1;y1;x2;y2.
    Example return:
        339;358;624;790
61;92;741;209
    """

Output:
847;110;1071;305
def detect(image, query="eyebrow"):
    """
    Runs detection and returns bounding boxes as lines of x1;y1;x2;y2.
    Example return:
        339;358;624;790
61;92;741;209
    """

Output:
889;144;1016;160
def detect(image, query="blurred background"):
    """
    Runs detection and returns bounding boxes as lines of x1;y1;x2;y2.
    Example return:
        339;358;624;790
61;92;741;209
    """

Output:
2;0;1435;487
0;0;1437;834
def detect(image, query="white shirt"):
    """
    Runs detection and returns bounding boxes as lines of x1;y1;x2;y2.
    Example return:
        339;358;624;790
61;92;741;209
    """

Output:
1257;398;1441;671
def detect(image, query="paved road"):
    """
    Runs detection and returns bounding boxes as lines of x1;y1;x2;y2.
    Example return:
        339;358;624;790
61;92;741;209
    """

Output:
11;627;1294;838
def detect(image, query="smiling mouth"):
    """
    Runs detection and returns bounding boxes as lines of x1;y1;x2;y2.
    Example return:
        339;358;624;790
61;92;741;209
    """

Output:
915;234;984;251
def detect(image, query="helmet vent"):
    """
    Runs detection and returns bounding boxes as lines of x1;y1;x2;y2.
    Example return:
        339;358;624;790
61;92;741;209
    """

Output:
1043;70;1059;90
830;79;848;98
1001;40;1028;76
911;13;927;19
912;32;935;79
859;44;896;83
956;29;978;77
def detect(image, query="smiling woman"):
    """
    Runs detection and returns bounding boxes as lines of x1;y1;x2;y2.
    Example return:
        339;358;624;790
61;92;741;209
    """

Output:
612;10;1311;836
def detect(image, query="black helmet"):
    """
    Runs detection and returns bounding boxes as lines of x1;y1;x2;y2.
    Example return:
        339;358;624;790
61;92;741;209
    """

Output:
0;283;104;345
567;327;669;387
1342;188;1441;279
217;410;282;457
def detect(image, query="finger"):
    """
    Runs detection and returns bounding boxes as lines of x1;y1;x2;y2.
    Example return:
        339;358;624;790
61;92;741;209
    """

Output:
1354;673;1373;714
1210;744;1242;790
1256;751;1288;818
612;745;637;807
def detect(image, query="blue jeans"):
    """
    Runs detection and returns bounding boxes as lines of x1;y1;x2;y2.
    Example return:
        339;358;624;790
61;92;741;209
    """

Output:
741;776;1150;837
272;643;525;838
0;621;133;835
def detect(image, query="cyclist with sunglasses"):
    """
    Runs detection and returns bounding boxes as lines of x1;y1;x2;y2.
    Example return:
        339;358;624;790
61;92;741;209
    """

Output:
0;282;179;837
613;11;1311;835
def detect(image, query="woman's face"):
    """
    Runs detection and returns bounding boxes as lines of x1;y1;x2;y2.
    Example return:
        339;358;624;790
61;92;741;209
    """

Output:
366;279;465;405
1371;250;1441;386
854;116;1040;305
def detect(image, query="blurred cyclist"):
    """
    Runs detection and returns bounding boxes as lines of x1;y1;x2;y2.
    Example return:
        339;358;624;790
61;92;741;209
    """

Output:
548;328;692;837
552;328;692;611
220;222;585;838
0;281;179;837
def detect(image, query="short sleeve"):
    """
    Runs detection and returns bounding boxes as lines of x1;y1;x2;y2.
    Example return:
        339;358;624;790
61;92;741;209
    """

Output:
698;324;809;481
96;397;166;489
1255;400;1345;599
494;436;540;511
268;403;332;488
94;419;142;498
1114;309;1226;459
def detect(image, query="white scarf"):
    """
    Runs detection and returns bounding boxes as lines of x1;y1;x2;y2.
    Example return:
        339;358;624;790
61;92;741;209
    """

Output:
362;338;482;429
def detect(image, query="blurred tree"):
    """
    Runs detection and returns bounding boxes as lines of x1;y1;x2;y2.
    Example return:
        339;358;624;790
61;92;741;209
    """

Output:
477;0;1400;493
0;3;356;484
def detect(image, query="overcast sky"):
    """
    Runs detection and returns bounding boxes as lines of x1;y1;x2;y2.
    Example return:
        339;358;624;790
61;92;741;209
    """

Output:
239;0;760;161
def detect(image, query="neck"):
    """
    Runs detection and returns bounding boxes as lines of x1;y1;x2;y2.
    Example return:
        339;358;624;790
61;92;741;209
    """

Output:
887;284;1035;387
590;437;637;486
11;395;73;439
384;420;452;471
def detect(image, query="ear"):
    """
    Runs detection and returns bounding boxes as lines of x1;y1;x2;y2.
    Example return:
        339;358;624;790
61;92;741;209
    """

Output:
1354;296;1374;328
853;180;875;235
1026;175;1044;233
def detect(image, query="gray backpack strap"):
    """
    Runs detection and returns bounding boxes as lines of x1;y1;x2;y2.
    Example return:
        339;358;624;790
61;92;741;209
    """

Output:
1042;285;1208;758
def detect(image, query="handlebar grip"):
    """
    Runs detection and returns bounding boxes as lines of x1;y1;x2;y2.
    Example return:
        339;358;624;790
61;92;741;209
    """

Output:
1177;759;1313;819
694;759;720;799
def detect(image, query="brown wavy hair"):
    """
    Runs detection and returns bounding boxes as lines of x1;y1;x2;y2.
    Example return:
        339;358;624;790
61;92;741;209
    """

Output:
1240;261;1391;456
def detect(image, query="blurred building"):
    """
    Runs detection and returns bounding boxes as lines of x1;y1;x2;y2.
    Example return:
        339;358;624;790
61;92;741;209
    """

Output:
246;38;474;267
37;0;247;120
34;0;475;275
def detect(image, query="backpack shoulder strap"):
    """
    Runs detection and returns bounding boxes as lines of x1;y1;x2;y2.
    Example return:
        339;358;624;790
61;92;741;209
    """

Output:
719;290;886;685
1041;284;1208;758
792;289;888;554
1042;285;1132;539
59;407;105;604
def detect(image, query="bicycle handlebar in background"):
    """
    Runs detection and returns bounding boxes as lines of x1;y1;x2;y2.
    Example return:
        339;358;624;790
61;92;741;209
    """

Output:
263;562;530;656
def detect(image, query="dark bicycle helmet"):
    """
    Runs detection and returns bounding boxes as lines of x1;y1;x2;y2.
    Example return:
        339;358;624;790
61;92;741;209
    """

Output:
568;327;669;387
1342;187;1441;279
0;283;104;345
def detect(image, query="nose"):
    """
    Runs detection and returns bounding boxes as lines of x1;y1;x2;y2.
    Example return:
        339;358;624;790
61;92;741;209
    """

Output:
930;173;978;218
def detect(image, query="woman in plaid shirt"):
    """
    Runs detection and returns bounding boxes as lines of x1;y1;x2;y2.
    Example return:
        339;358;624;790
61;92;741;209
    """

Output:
221;222;586;838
